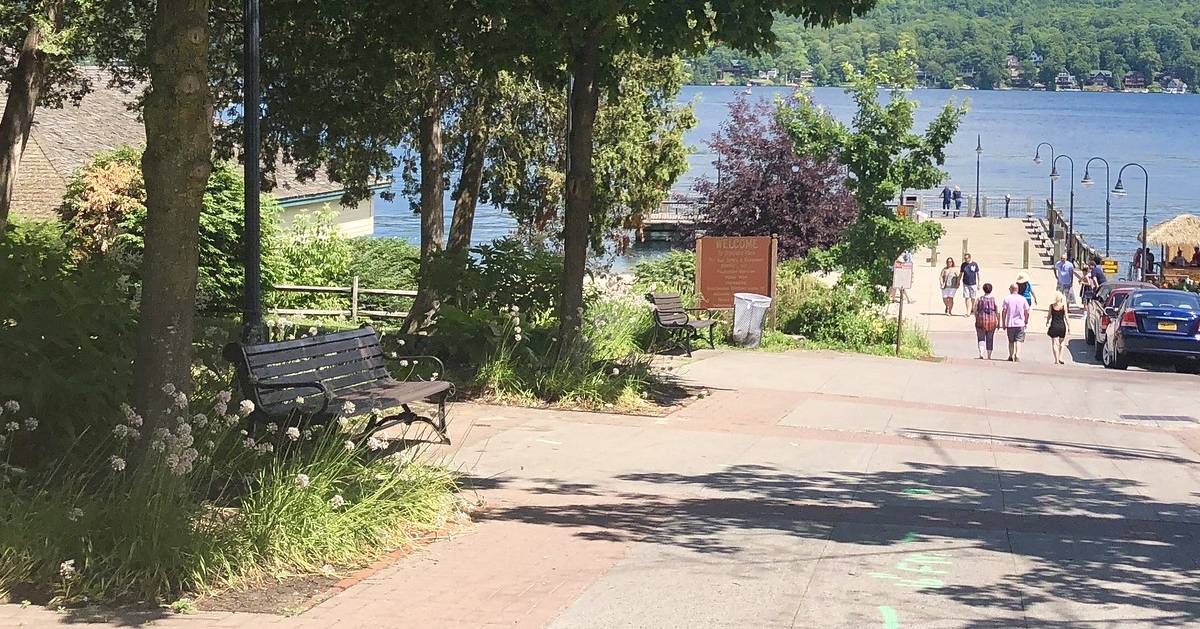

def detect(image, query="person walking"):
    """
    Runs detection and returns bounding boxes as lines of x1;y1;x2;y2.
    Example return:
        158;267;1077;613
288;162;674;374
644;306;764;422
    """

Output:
1054;254;1076;308
1015;271;1038;306
941;185;953;216
959;253;980;315
1046;291;1070;365
974;283;999;359
1088;255;1107;290
952;186;963;214
940;257;960;315
1002;283;1031;362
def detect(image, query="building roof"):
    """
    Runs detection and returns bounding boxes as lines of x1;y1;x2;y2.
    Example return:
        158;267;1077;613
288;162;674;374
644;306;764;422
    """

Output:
9;72;356;221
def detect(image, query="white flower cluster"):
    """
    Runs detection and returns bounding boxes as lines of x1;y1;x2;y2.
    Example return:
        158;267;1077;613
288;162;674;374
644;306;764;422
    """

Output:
341;401;356;416
238;399;255;418
213;389;232;416
329;494;346;509
67;507;84;522
286;427;301;441
146;413;200;475
109;455;126;472
366;436;389;451
294;473;310;488
2;400;18;414
59;559;76;580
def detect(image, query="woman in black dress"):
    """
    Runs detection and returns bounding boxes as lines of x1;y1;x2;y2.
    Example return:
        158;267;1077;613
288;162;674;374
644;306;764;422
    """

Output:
1046;291;1070;365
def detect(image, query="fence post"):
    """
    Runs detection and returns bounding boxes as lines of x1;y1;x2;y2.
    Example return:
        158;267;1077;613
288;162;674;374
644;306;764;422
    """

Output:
1023;241;1030;269
351;275;360;321
1026;196;1032;217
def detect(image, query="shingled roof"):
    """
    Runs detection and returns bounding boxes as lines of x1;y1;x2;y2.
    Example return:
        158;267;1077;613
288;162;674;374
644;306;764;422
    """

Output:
9;72;348;221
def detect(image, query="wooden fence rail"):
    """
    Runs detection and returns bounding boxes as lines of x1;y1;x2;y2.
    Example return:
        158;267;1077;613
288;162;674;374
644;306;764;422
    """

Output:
270;276;415;321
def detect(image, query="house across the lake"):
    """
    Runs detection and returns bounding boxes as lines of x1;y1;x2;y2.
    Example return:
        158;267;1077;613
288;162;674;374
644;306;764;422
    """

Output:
9;74;386;237
1123;71;1148;91
1054;72;1080;91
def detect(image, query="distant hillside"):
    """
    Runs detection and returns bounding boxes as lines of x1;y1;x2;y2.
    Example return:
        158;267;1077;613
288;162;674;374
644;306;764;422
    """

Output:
689;0;1200;90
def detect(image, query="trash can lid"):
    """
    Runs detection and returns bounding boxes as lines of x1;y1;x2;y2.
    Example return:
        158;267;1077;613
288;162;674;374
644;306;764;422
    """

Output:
733;292;772;305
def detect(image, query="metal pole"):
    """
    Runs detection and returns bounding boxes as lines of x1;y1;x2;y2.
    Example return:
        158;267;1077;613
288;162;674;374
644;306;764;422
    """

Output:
241;0;264;343
895;298;904;357
974;135;982;217
1104;169;1111;257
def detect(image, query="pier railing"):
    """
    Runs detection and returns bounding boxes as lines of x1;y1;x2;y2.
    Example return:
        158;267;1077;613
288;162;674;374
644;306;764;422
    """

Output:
1045;202;1103;265
907;194;1034;217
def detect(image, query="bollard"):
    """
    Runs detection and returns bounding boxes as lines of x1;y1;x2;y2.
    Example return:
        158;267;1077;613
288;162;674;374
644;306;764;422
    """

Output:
931;241;938;267
1023;241;1030;269
1005;195;1011;218
962;238;968;261
1053;239;1062;260
982;197;988;217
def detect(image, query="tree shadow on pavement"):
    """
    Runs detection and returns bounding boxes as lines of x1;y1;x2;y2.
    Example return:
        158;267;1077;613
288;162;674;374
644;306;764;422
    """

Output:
477;463;1200;627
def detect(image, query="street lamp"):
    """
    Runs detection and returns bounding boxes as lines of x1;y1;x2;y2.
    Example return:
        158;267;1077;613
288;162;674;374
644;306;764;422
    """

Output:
1051;154;1076;259
1034;142;1056;237
974;135;982;217
241;0;265;342
1081;157;1111;258
1113;163;1150;280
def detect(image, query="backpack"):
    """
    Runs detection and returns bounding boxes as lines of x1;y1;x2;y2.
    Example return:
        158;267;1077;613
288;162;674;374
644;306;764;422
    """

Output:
975;296;998;332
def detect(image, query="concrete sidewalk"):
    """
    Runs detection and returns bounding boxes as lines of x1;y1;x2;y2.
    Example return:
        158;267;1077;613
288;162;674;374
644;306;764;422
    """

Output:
6;349;1200;628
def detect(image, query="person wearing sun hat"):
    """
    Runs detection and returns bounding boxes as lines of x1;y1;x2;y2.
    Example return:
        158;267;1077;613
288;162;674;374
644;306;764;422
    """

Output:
1015;271;1037;306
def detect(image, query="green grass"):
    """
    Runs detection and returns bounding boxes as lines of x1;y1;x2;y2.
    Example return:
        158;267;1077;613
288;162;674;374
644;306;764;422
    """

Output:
0;417;459;604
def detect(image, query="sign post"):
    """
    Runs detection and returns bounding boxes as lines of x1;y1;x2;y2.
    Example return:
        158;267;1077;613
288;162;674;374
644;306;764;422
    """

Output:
892;259;914;356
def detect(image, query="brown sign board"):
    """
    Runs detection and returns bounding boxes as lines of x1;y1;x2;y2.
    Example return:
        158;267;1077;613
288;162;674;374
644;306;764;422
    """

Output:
695;235;777;309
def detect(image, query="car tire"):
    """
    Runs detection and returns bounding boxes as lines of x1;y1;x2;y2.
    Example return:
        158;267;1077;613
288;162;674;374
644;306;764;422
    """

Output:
1177;362;1200;375
1102;344;1127;370
1094;340;1104;362
1085;326;1095;345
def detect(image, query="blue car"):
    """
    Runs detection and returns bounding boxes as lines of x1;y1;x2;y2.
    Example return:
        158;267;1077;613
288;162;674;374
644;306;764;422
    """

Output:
1102;289;1200;373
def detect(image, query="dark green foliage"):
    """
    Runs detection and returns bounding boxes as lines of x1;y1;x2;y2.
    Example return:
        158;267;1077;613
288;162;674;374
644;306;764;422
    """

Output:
689;0;1200;90
348;237;420;311
0;220;137;458
57;147;286;313
632;250;696;298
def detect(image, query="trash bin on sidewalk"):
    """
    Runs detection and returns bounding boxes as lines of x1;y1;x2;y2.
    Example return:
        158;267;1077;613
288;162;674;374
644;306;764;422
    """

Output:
732;292;772;348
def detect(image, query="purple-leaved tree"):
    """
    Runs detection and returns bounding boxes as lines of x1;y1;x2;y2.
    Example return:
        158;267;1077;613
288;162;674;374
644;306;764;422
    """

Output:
695;97;857;259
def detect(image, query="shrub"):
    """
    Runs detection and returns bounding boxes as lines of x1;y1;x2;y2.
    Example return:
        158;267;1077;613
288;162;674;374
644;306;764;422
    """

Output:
632;250;695;298
57;146;287;313
349;237;420;310
0;220;137;461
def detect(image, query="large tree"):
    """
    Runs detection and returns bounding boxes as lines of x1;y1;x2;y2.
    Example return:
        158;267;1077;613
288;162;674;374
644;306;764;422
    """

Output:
132;0;213;422
0;0;92;232
486;0;877;343
779;41;965;287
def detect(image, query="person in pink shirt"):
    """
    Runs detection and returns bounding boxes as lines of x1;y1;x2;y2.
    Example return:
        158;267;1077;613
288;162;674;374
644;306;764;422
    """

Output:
1001;283;1032;362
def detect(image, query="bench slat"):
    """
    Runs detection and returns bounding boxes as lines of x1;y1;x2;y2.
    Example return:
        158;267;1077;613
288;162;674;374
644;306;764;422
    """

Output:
247;336;383;368
242;326;377;356
253;346;385;379
258;368;392;405
260;357;387;388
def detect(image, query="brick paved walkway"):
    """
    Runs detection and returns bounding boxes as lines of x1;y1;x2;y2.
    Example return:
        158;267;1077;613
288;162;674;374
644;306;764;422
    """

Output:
6;349;1200;628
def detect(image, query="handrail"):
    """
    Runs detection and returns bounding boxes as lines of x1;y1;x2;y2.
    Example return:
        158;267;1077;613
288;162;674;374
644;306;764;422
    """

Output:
270;276;413;321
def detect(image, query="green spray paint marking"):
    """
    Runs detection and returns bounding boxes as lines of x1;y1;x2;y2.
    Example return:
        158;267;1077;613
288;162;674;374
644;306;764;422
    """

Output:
899;532;920;543
879;606;900;629
902;488;932;496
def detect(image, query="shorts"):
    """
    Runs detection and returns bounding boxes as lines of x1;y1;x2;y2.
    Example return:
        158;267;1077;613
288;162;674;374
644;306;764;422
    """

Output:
942;287;958;299
962;284;979;299
1006;326;1026;343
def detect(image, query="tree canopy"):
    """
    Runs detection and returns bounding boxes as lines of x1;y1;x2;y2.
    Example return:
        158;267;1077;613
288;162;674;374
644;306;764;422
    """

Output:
688;0;1200;89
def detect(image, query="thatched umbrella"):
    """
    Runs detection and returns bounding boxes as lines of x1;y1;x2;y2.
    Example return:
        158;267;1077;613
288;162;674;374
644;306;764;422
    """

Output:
1142;214;1200;246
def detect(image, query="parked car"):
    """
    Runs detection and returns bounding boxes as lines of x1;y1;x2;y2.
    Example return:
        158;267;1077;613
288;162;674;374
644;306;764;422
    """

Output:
1102;289;1200;373
1084;280;1153;360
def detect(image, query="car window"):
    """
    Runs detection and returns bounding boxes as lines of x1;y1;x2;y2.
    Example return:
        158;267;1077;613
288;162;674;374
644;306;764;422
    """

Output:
1108;292;1130;308
1130;291;1200;310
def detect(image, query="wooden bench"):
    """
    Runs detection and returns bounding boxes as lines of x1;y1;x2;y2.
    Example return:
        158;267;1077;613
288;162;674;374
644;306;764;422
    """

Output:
645;293;717;357
224;326;453;442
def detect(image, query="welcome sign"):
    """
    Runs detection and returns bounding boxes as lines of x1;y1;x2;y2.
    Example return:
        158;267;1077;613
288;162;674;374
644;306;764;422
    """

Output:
695;235;777;309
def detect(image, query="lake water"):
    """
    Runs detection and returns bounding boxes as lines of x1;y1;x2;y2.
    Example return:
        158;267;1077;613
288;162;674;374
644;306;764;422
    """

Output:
375;86;1200;267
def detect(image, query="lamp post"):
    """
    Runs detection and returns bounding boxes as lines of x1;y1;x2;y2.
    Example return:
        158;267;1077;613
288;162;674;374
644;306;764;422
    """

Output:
1112;163;1149;280
1050;153;1076;260
974;135;982;217
1080;157;1111;258
1034;142;1055;237
241;0;265;342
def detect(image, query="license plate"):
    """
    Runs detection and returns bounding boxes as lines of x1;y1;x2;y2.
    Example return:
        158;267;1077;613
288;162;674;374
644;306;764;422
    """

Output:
1158;322;1178;331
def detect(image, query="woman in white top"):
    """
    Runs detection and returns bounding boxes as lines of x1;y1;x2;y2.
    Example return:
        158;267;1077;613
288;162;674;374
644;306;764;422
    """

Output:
940;257;960;315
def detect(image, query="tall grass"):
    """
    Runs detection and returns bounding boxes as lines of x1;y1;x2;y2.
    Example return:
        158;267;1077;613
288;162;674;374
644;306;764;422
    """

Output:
0;392;458;604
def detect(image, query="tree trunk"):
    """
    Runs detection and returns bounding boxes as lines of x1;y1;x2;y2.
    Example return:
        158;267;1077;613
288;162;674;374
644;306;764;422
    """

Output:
404;83;446;335
558;42;600;345
446;86;492;254
0;2;59;233
133;0;213;426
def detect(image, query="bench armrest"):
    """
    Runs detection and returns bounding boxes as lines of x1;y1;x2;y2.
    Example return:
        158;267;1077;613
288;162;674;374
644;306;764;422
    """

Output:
387;355;447;381
254;380;334;416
